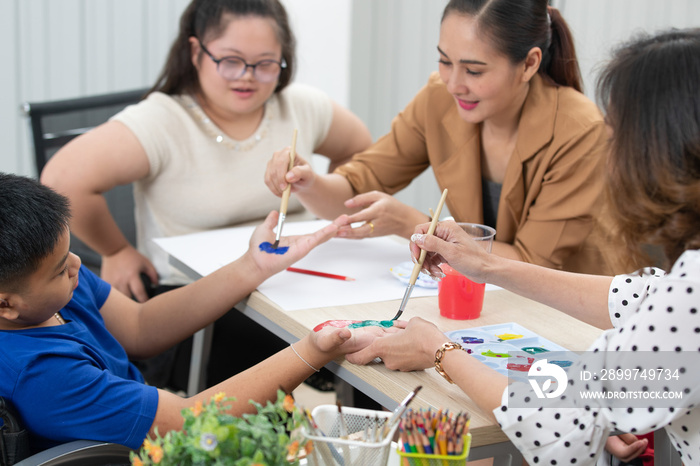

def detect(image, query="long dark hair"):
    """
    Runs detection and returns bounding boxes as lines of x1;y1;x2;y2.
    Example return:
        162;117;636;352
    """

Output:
149;0;295;97
442;0;582;92
598;28;700;266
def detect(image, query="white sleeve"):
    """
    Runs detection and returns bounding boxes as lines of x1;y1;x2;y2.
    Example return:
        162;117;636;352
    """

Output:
608;267;665;328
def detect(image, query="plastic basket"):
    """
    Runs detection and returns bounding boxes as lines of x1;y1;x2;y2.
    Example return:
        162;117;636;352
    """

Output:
396;434;471;466
302;404;398;466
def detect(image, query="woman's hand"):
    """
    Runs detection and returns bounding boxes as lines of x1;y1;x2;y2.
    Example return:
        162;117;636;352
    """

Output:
310;321;407;360
101;245;159;303
264;146;317;197
605;434;649;463
346;317;447;371
409;220;493;283
334;191;431;239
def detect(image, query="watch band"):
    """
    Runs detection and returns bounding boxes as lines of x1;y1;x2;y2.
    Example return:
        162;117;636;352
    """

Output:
434;341;466;384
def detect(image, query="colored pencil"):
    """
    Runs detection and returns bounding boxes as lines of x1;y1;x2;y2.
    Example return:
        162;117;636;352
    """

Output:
286;267;355;281
420;431;434;454
398;407;470;460
400;430;411;453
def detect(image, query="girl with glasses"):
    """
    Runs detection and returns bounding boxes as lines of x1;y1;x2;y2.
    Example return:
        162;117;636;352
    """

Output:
41;0;372;390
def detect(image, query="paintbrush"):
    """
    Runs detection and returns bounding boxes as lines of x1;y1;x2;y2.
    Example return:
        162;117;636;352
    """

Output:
337;401;352;465
392;188;448;320
383;385;423;438
273;129;298;249
304;408;344;465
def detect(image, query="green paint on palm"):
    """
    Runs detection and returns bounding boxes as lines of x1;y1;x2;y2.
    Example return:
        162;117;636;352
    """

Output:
347;320;394;329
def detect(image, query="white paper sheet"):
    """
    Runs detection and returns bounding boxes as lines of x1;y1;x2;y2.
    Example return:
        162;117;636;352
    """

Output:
153;220;440;311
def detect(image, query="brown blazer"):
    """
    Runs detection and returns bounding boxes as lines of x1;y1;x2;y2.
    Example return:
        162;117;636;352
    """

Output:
335;73;622;274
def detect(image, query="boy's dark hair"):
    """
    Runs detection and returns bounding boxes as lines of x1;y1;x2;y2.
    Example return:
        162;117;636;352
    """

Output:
0;173;71;290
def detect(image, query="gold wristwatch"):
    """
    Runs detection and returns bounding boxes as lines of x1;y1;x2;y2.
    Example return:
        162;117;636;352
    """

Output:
434;341;466;384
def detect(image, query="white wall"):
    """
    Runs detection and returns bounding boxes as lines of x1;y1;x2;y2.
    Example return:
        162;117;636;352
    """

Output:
553;0;700;99
1;0;699;190
283;0;352;107
0;0;350;178
281;0;352;173
1;0;191;177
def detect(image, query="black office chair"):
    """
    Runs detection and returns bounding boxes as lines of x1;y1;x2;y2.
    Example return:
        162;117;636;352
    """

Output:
0;397;28;465
20;88;149;272
0;397;131;466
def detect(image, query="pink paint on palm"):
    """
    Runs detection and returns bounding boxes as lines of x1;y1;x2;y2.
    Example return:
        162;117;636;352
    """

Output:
313;320;361;332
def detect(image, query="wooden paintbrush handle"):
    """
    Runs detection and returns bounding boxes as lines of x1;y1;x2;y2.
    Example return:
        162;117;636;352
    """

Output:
408;188;448;285
280;185;292;213
279;129;298;216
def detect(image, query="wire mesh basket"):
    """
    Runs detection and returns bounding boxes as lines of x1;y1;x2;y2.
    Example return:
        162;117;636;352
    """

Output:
302;404;398;466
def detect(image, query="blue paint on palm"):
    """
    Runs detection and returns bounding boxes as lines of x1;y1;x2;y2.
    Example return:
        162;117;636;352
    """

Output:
259;241;289;255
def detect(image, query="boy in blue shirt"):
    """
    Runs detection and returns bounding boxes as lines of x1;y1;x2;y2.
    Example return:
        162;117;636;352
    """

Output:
0;173;399;451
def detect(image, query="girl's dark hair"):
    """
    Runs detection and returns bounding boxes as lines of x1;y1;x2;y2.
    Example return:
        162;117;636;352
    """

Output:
0;173;71;290
150;0;295;97
442;0;582;92
597;28;700;267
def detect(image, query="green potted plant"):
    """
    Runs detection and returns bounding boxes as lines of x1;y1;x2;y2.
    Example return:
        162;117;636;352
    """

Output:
131;390;311;466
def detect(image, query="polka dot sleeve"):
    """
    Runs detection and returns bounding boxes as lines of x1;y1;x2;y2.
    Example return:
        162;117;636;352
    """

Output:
608;267;665;328
494;250;700;464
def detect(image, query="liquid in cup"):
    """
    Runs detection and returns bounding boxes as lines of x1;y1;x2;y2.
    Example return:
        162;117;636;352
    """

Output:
438;223;496;320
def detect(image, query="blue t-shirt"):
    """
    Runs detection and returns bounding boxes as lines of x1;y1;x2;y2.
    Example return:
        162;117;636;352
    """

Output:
0;266;158;450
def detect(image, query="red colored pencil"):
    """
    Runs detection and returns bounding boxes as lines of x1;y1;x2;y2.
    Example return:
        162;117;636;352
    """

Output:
286;267;355;281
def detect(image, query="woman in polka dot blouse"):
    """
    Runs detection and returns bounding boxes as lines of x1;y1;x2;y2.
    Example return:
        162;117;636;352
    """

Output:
348;29;700;465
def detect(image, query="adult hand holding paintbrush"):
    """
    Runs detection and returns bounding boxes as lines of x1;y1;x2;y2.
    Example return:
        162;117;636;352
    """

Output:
392;188;448;320
272;129;298;250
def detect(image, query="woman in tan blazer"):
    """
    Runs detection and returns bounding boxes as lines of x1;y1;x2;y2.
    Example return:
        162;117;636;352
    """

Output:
265;0;621;275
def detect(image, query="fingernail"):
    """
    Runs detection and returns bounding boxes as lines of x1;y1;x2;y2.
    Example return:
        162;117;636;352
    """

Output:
411;233;425;244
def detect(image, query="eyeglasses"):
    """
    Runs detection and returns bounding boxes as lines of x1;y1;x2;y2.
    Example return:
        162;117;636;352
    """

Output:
197;39;286;83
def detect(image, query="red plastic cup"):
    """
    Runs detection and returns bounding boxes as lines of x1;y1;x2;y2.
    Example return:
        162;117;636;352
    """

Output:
438;223;496;320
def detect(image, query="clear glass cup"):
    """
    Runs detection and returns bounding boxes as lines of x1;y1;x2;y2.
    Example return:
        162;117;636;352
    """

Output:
438;223;496;320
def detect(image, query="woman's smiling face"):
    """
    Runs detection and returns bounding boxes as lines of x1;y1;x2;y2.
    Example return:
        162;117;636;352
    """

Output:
438;13;533;126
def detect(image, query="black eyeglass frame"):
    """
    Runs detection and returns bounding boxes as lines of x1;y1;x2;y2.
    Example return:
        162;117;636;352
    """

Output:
197;38;287;82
